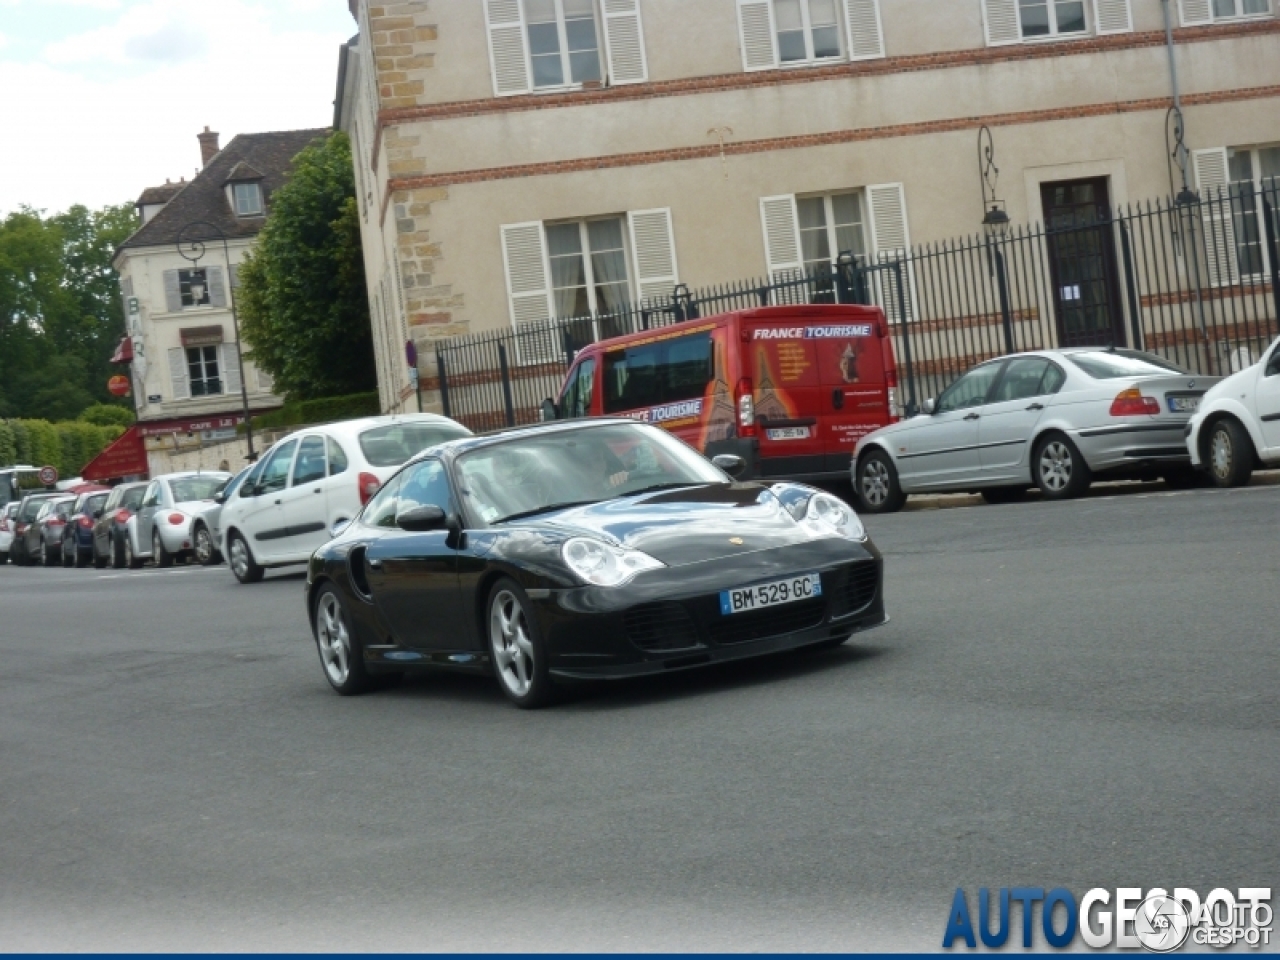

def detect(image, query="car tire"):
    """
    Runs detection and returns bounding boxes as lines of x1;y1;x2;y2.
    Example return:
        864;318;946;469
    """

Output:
1205;418;1254;488
312;584;374;695
112;534;127;569
193;524;219;566
93;549;107;569
153;531;174;568
125;535;143;570
227;531;264;584
44;542;60;566
486;578;556;709
1033;433;1092;500
981;486;1027;505
854;449;907;514
0;551;7;565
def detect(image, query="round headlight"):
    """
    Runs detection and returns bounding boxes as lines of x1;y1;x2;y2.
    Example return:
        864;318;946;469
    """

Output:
801;493;867;541
562;537;665;587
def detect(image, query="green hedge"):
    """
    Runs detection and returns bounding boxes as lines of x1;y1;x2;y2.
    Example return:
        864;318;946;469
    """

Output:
243;391;381;434
0;418;124;481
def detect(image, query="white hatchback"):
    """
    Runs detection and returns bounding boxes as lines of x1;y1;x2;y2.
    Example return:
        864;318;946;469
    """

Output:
219;414;471;583
1186;335;1280;486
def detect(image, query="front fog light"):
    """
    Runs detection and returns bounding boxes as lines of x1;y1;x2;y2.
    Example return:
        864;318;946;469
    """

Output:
562;537;665;587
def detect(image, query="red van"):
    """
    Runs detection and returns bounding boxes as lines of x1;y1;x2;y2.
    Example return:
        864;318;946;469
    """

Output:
549;304;900;481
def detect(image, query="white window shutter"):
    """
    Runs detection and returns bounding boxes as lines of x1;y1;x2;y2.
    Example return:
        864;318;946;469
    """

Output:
759;195;803;281
844;0;885;60
500;222;554;327
206;266;227;308
168;347;190;400
603;0;648;85
628;208;679;302
163;269;182;312
484;0;532;97
867;182;916;323
221;343;242;396
1093;0;1133;34
1192;148;1241;288
982;0;1022;45
737;0;779;71
1178;0;1214;25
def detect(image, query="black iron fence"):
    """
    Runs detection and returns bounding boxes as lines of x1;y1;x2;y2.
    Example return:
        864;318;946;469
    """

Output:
434;182;1280;432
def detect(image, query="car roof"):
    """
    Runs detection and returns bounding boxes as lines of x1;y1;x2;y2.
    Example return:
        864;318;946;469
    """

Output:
290;413;467;440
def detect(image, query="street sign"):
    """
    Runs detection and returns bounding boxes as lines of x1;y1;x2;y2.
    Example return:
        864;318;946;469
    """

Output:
38;465;58;486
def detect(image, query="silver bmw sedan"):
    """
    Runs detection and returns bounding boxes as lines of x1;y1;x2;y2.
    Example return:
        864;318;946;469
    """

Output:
851;348;1219;513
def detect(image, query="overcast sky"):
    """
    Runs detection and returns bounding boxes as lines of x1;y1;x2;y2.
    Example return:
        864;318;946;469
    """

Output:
0;0;356;216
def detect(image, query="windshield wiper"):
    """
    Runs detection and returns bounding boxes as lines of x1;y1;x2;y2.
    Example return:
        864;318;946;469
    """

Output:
493;500;601;524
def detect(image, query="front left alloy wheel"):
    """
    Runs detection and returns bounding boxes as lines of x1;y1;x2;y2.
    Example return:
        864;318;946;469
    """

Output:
487;578;555;709
855;449;907;514
312;585;373;695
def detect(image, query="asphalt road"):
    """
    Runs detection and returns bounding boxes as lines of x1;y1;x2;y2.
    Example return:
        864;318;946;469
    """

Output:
1;481;1277;950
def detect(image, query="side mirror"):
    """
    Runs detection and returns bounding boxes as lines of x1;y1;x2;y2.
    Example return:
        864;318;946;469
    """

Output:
921;397;936;415
214;491;227;504
396;504;447;532
711;453;746;478
330;518;351;538
540;397;560;422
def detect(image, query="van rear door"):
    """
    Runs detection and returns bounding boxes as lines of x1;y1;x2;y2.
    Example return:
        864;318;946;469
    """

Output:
809;320;891;473
741;321;825;477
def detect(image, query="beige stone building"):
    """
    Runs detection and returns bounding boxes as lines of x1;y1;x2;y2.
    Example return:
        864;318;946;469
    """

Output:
336;0;1280;414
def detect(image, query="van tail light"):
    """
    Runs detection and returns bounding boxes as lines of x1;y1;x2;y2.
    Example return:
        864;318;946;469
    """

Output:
358;472;381;505
734;378;756;438
1109;388;1160;417
78;516;94;529
167;513;185;525
115;509;132;524
887;387;901;423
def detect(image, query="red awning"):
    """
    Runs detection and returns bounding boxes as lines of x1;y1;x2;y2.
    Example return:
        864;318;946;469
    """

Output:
80;425;148;482
109;337;134;364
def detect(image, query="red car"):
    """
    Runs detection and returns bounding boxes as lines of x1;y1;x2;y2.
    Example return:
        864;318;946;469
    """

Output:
548;304;900;483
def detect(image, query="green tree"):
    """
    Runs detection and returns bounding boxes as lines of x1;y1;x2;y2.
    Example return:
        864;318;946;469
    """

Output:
237;132;377;401
79;403;135;428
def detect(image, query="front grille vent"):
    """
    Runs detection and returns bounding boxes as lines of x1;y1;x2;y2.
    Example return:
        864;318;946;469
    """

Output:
707;597;825;645
827;562;879;618
624;602;703;651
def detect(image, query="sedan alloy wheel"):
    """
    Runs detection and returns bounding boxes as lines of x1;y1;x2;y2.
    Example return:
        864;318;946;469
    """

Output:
1034;434;1091;500
487;580;553;708
312;586;371;695
855;450;906;514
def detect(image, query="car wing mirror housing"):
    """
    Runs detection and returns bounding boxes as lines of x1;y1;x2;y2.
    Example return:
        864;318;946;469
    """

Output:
921;397;936;415
711;453;746;478
540;397;560;422
396;504;447;532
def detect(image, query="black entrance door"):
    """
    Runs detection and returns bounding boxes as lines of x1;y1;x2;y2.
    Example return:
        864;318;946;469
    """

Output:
1041;178;1126;348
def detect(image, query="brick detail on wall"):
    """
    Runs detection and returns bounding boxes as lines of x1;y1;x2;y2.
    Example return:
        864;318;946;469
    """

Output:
390;185;470;349
383;83;1280;198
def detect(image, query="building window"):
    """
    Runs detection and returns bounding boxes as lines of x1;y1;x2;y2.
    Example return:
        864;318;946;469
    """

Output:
1228;145;1280;278
796;193;869;274
179;268;210;307
525;0;601;89
776;0;842;63
1019;0;1087;37
546;217;630;319
1212;0;1270;16
187;345;222;396
232;183;263;216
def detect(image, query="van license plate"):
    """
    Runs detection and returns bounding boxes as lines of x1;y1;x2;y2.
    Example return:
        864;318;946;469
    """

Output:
1168;396;1199;413
767;426;810;440
720;573;822;615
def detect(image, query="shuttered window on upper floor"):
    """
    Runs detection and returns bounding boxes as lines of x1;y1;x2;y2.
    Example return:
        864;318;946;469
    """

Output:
737;0;884;71
1178;0;1272;25
484;0;647;97
982;0;1132;44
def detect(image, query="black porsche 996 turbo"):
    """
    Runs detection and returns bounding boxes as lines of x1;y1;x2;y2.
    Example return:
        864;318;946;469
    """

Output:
305;419;887;708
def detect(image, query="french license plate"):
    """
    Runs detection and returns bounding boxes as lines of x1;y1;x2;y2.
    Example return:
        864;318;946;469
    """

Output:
1168;396;1200;413
766;426;810;440
720;573;822;615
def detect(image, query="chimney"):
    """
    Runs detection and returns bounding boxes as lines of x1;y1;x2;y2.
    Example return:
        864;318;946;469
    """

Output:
197;126;220;167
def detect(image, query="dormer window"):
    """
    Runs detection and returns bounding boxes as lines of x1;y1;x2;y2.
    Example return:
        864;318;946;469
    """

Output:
233;182;263;216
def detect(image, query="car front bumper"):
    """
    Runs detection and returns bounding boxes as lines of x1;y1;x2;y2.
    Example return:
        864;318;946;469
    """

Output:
532;537;886;680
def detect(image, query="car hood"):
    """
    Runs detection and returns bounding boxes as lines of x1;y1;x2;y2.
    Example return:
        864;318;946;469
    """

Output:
518;483;820;567
1202;366;1253;404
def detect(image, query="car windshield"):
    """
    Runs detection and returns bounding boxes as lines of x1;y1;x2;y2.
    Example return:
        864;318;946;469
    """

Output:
359;422;472;467
1066;350;1188;379
80;493;108;514
455;422;726;525
19;498;54;522
170;476;227;503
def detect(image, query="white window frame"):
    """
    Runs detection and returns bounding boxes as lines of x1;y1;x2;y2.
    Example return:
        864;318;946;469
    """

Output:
795;191;870;271
186;345;223;397
232;182;263;216
1017;0;1091;39
1209;0;1272;19
774;0;845;66
526;0;606;92
545;216;634;319
1227;144;1280;282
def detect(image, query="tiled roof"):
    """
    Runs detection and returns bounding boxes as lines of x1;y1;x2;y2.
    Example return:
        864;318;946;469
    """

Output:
118;127;330;251
136;181;188;206
224;161;265;183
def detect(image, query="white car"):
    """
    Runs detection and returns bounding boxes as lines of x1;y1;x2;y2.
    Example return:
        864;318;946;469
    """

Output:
219;413;472;583
1186;335;1280;487
124;471;232;569
0;502;20;564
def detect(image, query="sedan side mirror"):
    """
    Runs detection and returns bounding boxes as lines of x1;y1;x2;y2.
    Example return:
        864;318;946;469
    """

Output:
396;504;447;532
540;397;560;422
711;453;746;478
921;397;936;415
